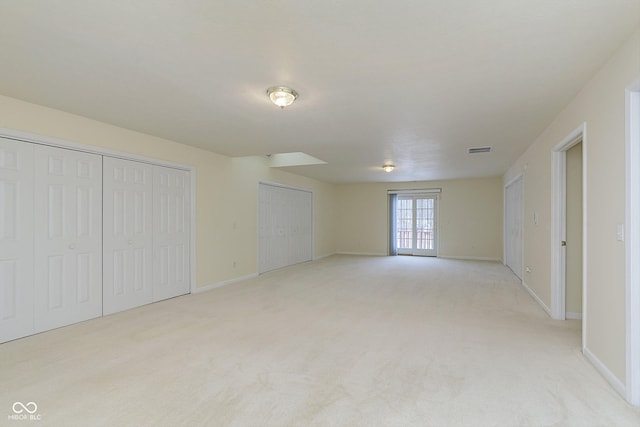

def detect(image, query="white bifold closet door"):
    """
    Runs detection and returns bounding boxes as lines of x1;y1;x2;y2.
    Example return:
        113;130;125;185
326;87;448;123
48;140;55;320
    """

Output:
104;160;190;313
0;136;191;342
33;145;103;332
152;166;190;302
258;183;312;273
103;158;154;315
505;176;523;280
287;188;313;265
259;184;287;271
0;138;35;342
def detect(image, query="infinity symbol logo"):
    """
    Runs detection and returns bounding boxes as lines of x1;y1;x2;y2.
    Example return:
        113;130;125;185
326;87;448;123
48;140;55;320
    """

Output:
12;401;38;414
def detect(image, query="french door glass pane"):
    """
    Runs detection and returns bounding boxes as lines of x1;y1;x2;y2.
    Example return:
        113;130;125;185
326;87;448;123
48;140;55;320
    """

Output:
416;198;435;250
396;198;412;249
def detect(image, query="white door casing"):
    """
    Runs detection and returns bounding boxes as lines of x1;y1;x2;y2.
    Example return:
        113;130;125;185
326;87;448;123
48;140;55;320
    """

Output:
565;143;583;318
0;138;35;342
33;145;103;332
153;166;190;302
625;78;640;406
103;157;154;315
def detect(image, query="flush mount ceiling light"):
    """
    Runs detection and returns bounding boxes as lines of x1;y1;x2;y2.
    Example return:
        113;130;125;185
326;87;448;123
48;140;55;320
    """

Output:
382;163;395;173
267;86;298;108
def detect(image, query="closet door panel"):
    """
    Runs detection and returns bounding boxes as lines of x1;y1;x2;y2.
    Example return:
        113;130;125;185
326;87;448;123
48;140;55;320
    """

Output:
34;145;102;332
153;166;190;302
0;138;34;342
258;184;271;273
271;186;288;271
103;157;153;315
288;189;313;265
258;183;312;273
505;177;523;279
292;189;312;264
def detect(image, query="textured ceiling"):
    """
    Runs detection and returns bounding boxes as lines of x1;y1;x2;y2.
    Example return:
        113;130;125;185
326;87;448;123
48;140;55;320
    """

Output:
0;0;638;183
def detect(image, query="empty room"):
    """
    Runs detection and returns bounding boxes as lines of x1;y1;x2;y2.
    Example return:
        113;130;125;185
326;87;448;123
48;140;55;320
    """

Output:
1;1;640;426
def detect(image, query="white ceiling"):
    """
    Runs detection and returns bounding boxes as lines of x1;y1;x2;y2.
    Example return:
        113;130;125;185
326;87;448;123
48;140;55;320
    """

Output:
0;1;638;183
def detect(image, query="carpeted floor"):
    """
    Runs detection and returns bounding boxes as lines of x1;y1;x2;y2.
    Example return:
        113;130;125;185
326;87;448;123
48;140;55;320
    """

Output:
1;255;639;426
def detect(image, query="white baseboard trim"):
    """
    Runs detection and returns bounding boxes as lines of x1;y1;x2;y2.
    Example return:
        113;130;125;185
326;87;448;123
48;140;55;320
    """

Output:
335;252;387;257
439;256;502;262
521;280;553;317
566;312;583;320
192;273;258;294
583;346;626;398
313;252;336;261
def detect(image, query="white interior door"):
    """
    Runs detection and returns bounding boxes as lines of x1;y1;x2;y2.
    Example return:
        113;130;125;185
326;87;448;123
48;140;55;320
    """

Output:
505;176;523;279
103;157;153;315
396;195;438;256
0;138;35;342
34;145;103;332
153;166;190;302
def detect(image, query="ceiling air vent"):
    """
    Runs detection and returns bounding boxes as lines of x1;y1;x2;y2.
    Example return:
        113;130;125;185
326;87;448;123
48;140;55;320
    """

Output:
468;146;492;154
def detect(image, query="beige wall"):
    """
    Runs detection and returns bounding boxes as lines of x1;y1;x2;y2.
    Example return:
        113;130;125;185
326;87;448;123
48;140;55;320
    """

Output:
503;28;640;383
335;178;503;259
0;95;337;288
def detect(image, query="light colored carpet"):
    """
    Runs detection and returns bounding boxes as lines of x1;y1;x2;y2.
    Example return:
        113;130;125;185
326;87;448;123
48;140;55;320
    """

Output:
1;255;639;426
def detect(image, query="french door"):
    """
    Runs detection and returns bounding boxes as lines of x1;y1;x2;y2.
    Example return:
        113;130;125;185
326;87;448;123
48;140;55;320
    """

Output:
396;195;438;256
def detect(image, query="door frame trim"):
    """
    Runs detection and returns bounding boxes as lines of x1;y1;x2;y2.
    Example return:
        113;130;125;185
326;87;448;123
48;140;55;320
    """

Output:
0;127;197;294
625;76;640;407
550;124;586;347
